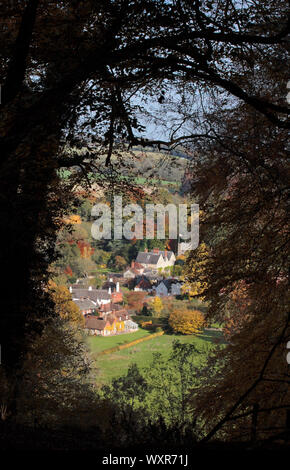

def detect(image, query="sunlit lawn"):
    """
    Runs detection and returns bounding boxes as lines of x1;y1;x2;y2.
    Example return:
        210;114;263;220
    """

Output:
87;328;152;355
89;328;225;385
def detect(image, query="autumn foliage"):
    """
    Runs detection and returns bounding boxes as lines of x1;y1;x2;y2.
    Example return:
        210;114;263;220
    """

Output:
63;214;82;225
77;240;94;259
184;102;290;440
48;281;85;328
150;296;163;317
223;280;252;339
64;266;73;277
124;291;147;312
181;242;208;299
169;309;205;335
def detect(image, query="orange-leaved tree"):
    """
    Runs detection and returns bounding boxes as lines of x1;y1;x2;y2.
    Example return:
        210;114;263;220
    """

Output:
48;281;85;328
184;100;290;442
181;242;209;300
223;280;252;339
169;308;205;335
124;291;147;312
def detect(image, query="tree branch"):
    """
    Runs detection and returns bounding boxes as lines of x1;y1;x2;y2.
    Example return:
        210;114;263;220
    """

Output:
201;312;290;442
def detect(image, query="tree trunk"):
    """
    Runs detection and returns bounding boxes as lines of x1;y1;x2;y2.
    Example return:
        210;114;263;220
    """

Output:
0;142;58;416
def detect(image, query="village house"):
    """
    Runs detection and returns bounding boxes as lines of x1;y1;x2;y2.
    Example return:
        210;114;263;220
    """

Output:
84;316;113;336
136;248;175;272
70;280;123;307
142;270;163;282
123;267;138;279
111;289;123;303
70;286;111;306
123;261;145;279
99;302;123;314
106;273;127;285
124;319;139;332
84;310;138;336
102;278;123;303
73;298;97;316
133;276;153;292
154;278;183;297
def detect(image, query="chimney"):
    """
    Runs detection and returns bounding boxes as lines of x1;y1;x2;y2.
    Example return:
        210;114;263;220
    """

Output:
116;282;120;292
131;261;135;268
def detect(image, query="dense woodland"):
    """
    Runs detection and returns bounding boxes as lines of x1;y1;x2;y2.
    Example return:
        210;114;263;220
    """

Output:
52;179;186;285
0;0;289;452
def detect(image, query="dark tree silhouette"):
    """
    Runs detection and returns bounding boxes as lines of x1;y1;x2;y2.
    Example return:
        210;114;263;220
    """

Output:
0;0;289;414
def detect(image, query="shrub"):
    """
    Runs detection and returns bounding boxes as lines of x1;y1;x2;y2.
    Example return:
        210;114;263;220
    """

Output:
141;320;152;329
169;309;205;335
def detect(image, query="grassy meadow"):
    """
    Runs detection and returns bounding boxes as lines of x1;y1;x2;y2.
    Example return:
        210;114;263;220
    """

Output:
88;328;225;385
87;328;152;355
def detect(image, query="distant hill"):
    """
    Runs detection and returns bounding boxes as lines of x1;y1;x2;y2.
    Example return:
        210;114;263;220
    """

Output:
128;150;188;183
131;144;191;160
59;147;189;185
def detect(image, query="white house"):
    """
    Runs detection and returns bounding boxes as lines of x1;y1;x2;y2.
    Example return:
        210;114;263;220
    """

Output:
124;319;139;332
136;249;175;272
154;279;182;297
72;298;97;316
70;286;111;306
123;261;144;278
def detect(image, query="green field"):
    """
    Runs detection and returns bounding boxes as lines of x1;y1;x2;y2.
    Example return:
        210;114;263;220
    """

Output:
89;328;225;385
87;329;152;354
